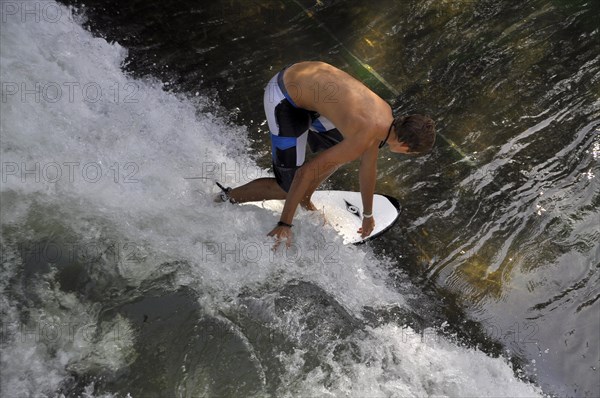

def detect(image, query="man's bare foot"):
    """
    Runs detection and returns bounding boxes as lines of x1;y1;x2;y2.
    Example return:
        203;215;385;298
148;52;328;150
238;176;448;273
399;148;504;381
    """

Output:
214;183;235;203
301;201;328;225
214;191;228;202
317;208;328;225
301;200;318;211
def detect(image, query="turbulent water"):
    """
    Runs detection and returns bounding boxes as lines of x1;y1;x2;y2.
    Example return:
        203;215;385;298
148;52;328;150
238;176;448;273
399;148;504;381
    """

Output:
1;0;598;397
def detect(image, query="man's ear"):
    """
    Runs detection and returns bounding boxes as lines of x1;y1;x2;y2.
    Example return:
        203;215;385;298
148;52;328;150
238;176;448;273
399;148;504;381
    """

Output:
399;141;411;152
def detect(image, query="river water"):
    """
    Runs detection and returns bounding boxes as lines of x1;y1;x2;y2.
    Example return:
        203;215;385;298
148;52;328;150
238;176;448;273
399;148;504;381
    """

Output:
1;0;598;397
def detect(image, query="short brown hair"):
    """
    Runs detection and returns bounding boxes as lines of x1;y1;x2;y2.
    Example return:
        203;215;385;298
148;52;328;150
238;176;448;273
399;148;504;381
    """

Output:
394;114;436;154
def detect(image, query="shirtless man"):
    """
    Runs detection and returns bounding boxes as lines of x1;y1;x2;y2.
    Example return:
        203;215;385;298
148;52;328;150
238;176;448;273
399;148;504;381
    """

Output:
217;61;435;245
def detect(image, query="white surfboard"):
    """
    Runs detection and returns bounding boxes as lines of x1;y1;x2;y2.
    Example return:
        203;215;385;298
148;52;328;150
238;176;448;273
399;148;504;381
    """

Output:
243;190;401;245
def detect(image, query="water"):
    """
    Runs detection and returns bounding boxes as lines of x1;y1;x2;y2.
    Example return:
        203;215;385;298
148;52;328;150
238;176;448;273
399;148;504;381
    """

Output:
1;0;598;396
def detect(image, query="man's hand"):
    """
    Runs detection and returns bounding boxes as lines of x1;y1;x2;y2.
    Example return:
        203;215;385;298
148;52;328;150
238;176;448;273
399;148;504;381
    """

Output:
358;217;375;238
267;225;293;250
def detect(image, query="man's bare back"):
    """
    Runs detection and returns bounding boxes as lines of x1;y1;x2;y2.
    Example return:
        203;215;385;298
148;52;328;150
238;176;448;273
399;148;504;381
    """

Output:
284;61;393;147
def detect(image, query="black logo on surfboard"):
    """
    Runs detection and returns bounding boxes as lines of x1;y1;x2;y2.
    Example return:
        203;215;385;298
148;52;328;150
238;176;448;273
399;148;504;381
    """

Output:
344;200;362;219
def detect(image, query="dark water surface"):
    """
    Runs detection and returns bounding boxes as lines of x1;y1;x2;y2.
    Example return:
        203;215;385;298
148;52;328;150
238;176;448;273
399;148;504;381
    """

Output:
2;0;599;396
67;0;599;394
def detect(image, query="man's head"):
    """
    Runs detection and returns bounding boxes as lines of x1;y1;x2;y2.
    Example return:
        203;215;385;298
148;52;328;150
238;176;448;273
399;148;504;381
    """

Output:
389;114;436;155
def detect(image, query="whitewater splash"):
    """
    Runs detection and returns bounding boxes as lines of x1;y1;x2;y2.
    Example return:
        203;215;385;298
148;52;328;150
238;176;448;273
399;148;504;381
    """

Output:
0;2;543;396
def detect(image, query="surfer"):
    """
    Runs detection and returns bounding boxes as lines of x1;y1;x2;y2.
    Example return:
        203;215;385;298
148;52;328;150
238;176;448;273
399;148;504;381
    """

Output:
217;61;435;246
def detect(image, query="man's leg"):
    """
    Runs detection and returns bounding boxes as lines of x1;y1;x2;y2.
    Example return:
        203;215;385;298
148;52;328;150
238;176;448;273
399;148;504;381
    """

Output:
226;177;287;203
219;161;334;209
298;165;337;211
220;177;318;211
299;128;342;209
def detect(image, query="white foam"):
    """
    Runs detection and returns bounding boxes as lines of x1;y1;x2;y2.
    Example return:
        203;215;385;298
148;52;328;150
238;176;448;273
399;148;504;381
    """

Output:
278;324;543;397
0;1;543;396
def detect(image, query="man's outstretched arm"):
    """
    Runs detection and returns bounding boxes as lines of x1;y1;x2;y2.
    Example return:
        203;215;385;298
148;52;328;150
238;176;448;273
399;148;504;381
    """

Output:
358;144;378;237
268;138;366;245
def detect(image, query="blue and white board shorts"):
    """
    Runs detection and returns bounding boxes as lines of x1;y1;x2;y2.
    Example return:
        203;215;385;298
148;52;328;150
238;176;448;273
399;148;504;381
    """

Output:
264;66;344;192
